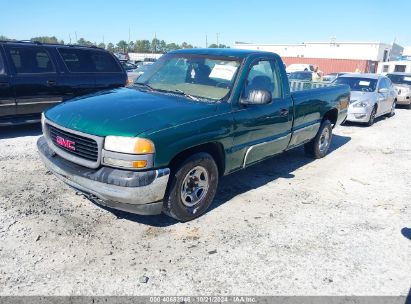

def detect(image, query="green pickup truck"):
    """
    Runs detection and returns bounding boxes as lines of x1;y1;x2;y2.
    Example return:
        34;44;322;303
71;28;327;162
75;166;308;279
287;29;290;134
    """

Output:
37;49;349;221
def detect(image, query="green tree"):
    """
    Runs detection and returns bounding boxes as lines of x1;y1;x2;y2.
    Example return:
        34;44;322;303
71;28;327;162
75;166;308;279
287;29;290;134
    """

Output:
31;36;59;44
134;40;151;53
116;40;128;52
180;42;193;49
208;43;229;48
107;43;115;52
166;43;180;51
158;40;167;53
97;42;106;49
128;41;135;52
151;38;160;53
77;38;93;46
0;35;10;41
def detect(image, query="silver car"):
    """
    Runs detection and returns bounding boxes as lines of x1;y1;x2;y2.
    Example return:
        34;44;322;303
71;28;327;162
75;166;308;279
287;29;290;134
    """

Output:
334;74;397;126
386;73;411;109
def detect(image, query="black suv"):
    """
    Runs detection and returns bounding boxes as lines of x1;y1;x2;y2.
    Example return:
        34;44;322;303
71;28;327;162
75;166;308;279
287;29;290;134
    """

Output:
0;41;127;125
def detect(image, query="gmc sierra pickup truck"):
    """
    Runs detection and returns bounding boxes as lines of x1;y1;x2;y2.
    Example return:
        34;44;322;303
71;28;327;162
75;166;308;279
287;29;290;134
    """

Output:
37;49;349;222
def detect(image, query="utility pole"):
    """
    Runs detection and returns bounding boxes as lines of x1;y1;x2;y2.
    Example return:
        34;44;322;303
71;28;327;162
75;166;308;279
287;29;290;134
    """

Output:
69;34;71;44
216;33;220;48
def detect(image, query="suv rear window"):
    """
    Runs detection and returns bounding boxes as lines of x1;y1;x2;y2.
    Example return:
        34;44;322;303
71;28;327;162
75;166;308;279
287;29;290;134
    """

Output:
8;47;55;74
58;48;121;73
90;50;122;73
0;51;5;75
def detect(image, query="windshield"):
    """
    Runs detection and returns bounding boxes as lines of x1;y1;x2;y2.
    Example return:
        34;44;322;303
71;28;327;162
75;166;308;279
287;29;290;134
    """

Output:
333;77;377;92
386;74;411;85
135;53;242;101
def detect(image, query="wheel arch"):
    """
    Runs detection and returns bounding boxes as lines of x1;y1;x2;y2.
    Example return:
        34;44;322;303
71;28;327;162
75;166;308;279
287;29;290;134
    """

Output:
322;108;338;127
168;142;226;177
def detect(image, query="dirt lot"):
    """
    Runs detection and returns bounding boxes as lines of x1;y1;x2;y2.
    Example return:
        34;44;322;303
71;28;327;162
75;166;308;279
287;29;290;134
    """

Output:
0;109;410;296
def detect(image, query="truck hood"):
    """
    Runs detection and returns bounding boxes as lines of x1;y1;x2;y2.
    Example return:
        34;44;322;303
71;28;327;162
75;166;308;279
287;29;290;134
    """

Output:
45;88;218;137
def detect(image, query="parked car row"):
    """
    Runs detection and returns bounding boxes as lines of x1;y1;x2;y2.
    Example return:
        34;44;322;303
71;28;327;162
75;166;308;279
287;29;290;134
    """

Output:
286;61;410;126
0;41;127;125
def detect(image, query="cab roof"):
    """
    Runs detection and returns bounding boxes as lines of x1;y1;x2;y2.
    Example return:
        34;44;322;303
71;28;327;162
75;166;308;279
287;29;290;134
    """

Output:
168;48;276;59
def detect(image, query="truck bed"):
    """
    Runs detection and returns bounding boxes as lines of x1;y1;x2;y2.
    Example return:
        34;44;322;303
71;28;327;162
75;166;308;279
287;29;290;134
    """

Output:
286;83;350;149
289;80;330;92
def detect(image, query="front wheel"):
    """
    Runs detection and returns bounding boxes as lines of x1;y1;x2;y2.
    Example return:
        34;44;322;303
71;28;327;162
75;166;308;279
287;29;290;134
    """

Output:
304;119;333;159
163;153;219;222
387;101;396;117
367;106;377;126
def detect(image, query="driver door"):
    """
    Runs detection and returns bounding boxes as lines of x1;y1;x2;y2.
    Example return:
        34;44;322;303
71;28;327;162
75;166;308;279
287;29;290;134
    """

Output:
233;58;293;167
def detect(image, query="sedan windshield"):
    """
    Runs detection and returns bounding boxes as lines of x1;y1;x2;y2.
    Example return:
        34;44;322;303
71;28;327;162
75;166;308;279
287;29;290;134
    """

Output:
386;74;411;86
333;77;377;92
135;53;242;101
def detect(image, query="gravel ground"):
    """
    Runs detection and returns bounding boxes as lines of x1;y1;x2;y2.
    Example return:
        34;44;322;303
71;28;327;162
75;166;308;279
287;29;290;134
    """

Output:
0;109;410;296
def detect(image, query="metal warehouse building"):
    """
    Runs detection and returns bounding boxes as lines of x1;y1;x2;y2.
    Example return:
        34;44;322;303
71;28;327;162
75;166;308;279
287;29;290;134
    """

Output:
234;41;404;74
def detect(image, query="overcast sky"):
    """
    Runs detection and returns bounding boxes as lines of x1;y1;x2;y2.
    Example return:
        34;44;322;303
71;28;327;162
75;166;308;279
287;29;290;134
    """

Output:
1;0;410;47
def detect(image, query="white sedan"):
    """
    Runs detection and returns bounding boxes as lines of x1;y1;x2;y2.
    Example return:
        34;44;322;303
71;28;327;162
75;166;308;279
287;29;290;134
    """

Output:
334;74;397;126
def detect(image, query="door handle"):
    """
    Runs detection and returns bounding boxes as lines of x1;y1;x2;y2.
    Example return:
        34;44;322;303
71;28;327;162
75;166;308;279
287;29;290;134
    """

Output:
0;82;10;88
280;109;289;117
47;80;56;86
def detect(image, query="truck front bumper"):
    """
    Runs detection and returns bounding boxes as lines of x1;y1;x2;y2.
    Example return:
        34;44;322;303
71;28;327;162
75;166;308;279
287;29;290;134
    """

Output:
37;136;170;215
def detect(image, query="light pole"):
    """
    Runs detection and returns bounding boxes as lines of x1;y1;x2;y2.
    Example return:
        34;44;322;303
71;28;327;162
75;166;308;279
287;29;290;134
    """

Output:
216;33;220;48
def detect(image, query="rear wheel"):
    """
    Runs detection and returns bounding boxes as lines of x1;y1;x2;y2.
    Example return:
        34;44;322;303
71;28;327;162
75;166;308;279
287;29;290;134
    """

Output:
304;119;333;159
367;106;377;126
163;153;219;222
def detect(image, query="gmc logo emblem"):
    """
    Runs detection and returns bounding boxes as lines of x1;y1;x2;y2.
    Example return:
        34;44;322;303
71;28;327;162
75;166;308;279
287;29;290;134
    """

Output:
56;136;76;151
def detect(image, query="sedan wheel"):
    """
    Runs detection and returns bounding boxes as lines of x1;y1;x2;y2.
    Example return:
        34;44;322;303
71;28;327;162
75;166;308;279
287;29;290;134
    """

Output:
367;106;377;126
388;101;396;117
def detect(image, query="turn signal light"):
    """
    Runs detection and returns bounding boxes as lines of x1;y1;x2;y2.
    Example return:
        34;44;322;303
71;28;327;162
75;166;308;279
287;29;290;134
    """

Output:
132;160;148;168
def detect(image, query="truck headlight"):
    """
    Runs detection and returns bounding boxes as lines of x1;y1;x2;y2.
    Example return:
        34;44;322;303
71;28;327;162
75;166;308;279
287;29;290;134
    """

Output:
104;136;155;154
103;136;155;169
353;101;369;108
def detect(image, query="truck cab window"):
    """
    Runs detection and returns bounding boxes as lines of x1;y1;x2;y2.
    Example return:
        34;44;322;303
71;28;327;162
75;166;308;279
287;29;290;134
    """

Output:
243;60;281;100
8;47;55;74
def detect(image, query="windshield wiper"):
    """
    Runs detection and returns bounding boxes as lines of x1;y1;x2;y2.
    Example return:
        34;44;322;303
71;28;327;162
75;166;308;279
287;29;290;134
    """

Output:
133;83;154;91
172;89;200;101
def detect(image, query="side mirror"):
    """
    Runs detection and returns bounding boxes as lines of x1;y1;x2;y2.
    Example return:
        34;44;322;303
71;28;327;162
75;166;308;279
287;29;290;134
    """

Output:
241;90;272;105
378;88;388;93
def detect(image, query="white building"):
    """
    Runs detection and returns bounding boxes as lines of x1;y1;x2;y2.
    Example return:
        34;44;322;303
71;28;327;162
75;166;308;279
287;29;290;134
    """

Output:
234;41;403;62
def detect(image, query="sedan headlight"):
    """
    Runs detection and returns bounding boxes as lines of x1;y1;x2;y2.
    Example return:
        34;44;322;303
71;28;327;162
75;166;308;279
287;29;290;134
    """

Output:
353;101;369;108
104;136;155;154
103;136;155;169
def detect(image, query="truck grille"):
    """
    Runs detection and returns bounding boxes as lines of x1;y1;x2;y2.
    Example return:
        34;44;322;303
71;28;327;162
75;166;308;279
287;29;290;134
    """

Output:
46;124;99;162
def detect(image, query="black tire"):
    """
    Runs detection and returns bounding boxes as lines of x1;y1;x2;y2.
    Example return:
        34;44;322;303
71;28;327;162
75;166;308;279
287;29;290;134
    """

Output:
367;105;377;126
304;119;333;159
163;153;219;222
387;100;396;117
